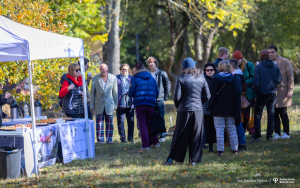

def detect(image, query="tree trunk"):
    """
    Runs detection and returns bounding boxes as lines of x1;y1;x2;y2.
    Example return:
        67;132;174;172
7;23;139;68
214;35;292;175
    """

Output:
194;26;204;73
202;21;219;65
106;0;121;75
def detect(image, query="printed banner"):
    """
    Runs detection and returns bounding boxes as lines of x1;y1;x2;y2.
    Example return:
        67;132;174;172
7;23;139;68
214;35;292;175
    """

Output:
59;120;95;164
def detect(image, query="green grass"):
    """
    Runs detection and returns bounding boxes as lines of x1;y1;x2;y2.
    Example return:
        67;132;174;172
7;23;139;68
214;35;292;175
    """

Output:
1;104;300;187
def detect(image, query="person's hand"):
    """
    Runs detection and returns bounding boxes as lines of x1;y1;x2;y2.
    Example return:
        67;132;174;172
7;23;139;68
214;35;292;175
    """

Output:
286;92;293;98
90;109;94;114
164;101;166;105
4;92;11;99
80;92;84;98
68;84;75;91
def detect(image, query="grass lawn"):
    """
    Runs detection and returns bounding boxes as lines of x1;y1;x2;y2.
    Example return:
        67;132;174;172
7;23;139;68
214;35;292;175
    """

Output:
1;95;300;187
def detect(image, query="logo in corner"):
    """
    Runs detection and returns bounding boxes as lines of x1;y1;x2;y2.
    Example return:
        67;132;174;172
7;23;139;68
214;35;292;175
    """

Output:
273;178;278;183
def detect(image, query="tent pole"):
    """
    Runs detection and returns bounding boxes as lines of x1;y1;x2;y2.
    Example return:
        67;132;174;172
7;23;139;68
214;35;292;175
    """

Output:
27;59;38;175
79;57;91;158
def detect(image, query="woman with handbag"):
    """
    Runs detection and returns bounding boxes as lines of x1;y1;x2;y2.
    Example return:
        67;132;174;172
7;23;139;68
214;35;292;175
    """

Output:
233;51;256;137
202;63;217;153
164;57;210;166
116;64;135;144
208;60;241;156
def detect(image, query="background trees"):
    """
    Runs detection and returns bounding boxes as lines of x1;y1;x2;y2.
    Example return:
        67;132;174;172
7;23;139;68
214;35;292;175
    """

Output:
1;0;299;108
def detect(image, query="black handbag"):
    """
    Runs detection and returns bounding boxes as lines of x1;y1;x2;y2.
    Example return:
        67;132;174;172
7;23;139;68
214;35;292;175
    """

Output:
150;110;166;135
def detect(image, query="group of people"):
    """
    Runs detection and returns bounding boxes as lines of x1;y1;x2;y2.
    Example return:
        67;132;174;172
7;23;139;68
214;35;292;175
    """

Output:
58;44;294;166
59;57;171;147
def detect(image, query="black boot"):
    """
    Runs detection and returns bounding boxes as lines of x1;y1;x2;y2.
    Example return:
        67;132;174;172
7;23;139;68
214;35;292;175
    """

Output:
238;145;246;151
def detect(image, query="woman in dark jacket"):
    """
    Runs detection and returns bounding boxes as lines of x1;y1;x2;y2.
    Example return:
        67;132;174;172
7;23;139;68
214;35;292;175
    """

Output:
128;62;159;150
208;60;241;156
59;63;83;118
202;63;217;153
164;57;210;166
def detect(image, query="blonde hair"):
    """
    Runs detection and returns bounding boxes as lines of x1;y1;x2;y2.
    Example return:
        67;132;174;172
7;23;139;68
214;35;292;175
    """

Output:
146;56;159;67
119;63;131;74
218;47;229;57
240;58;247;72
68;63;80;77
218;60;232;73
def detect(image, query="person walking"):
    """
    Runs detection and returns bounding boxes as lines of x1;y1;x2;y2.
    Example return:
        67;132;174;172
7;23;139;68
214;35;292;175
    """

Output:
214;47;229;71
59;63;84;118
208;60;241;156
128;62;159;150
229;58;247;151
202;63;217;153
90;63;118;144
267;45;294;139
164;57;210;166
233;50;256;137
146;57;171;142
251;49;282;143
116;63;135;143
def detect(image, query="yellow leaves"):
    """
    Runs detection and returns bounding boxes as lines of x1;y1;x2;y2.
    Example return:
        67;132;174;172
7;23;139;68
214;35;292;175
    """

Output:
233;31;238;37
264;151;266;154
116;169;120;173
172;177;177;180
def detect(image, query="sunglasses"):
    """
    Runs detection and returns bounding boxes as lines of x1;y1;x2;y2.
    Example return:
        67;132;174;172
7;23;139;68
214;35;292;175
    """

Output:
75;69;80;72
206;69;214;72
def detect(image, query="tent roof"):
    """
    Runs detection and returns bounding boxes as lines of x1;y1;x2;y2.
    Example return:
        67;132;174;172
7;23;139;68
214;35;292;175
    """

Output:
0;16;84;62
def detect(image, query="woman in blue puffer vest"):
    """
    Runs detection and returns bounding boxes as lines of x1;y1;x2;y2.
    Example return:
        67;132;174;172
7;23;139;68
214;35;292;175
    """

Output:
128;62;159;150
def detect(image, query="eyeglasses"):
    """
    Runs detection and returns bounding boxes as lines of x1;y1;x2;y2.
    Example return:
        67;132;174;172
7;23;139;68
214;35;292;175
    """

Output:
206;69;214;72
121;69;128;71
75;69;80;72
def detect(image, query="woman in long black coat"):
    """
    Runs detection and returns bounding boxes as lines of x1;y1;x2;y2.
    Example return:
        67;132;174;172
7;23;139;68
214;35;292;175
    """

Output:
202;63;217;153
164;57;210;166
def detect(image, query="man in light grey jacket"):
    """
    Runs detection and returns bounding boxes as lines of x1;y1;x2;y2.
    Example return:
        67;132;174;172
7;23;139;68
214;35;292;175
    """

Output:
90;63;118;144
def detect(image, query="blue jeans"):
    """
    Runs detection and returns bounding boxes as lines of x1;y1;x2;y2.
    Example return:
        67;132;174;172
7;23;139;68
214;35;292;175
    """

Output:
236;122;246;145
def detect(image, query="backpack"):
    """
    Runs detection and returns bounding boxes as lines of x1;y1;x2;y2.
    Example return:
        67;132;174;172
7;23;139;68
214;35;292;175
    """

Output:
58;73;70;108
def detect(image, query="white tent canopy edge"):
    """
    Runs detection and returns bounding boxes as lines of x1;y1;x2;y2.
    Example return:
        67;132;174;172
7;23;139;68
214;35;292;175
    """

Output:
0;15;90;175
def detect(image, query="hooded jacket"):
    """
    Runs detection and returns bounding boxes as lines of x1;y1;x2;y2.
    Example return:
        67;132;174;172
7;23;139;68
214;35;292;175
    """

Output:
232;69;247;92
128;69;159;107
208;73;242;126
253;60;282;94
213;58;223;71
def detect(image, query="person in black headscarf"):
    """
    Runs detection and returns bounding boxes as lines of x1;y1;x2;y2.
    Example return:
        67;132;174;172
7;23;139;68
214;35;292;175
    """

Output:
202;63;217;153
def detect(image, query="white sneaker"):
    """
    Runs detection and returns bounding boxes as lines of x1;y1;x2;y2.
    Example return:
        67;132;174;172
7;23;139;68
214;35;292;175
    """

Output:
160;138;166;142
150;143;161;148
273;133;281;139
281;133;290;139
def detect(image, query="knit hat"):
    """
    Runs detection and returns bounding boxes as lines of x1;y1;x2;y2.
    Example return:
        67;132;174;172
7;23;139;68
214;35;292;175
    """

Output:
260;49;269;58
233;50;243;60
182;57;195;68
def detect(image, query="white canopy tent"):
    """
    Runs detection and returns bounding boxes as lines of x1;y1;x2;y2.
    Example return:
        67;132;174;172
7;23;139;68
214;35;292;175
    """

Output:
0;15;91;175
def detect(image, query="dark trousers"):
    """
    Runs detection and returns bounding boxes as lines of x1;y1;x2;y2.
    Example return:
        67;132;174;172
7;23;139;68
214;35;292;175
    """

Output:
116;107;135;141
155;100;166;138
136;105;159;148
80;103;93;120
167;110;203;163
254;94;277;139
274;107;289;135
